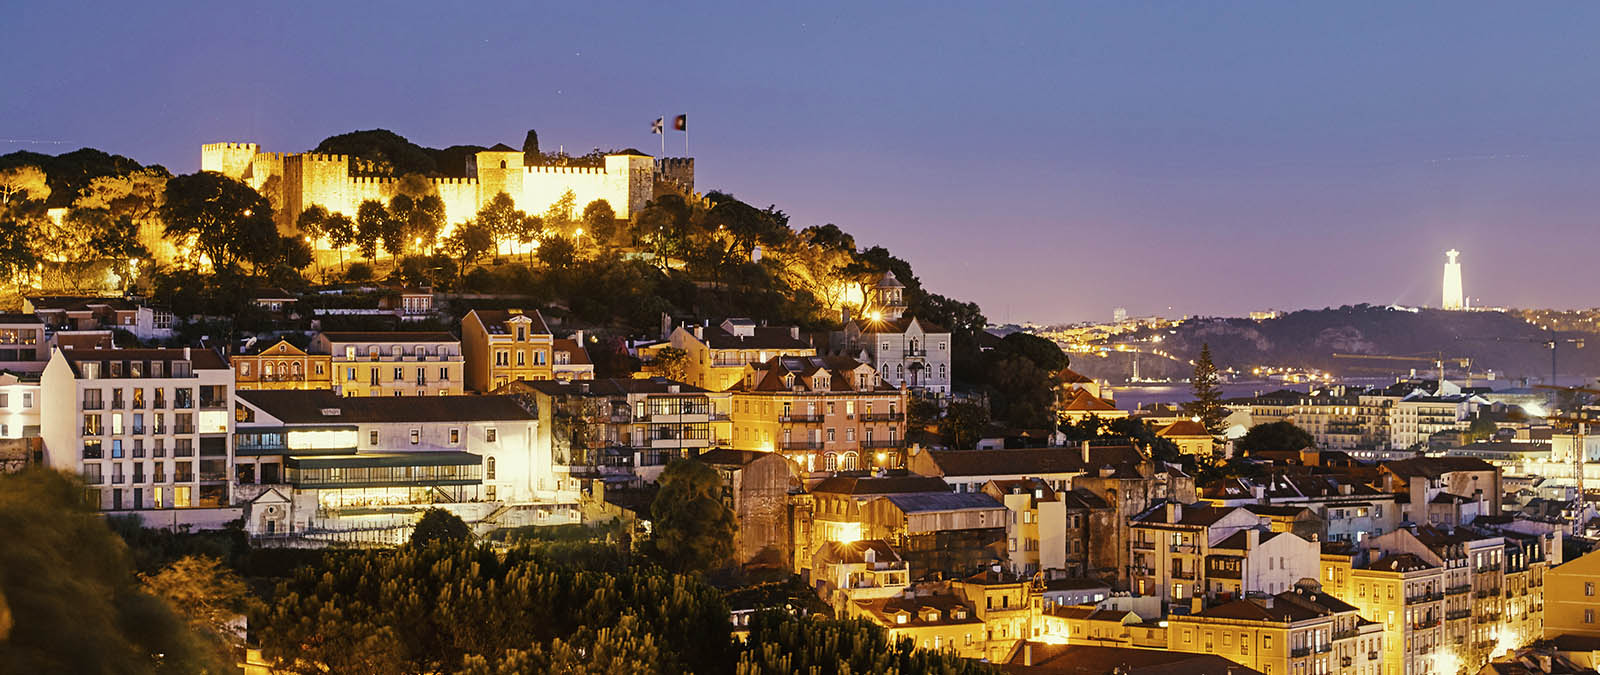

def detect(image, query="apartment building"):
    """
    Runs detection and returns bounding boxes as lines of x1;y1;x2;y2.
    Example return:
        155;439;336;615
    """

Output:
727;355;907;473
643;318;816;392
232;389;540;534
697;449;804;567
462;309;568;392
1204;529;1322;600
860;491;1007;579
1544;550;1600;640
984;478;1067;576
953;569;1042;661
1155;419;1215;456
1378;457;1502;525
0;314;47;371
832;271;953;396
802;474;951;559
41;347;234;512
1345;553;1446;675
313;331;464;397
1127;502;1264;606
231;338;332;391
517;377;731;484
850;591;987;659
810;538;911;613
1203;473;1401;545
1166;589;1384;675
1390;396;1470;450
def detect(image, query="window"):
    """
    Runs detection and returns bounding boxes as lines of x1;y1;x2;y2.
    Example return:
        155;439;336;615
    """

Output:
369;430;379;446
1587;609;1595;624
486;428;496;442
347;367;356;381
1588;582;1596;597
487;456;496;480
410;429;420;444
450;429;460;444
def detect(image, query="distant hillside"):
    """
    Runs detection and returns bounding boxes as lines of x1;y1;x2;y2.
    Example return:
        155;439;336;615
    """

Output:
1079;305;1600;384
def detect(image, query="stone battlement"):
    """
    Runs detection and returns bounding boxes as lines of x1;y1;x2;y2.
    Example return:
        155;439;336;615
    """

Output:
292;153;349;164
429;177;480;186
351;176;396;186
202;142;258;152
525;165;606;175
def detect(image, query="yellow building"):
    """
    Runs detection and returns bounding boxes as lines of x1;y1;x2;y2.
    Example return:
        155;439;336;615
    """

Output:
231;339;332;391
850;592;987;659
952;569;1044;662
1059;388;1128;423
1166;589;1384;675
1156;418;1215;456
1545;549;1600;640
728;355;907;473
462;309;561;392
1345;553;1447;675
642;318;816;392
313;331;464;397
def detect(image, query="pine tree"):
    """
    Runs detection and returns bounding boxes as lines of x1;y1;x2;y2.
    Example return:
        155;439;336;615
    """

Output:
1182;342;1227;441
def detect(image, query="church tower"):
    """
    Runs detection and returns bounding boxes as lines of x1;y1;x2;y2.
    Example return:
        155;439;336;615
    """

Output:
1442;249;1464;310
870;270;907;321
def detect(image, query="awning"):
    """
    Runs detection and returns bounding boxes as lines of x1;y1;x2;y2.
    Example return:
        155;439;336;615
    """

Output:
285;451;482;470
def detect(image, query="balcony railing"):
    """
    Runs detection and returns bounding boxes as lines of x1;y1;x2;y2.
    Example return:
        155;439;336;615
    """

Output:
1447;609;1471;621
859;412;904;422
1341;657;1353;668
1171;569;1196;580
1412;618;1439;630
1128;565;1154;576
1315;644;1332;654
174;425;195;435
1290;647;1311;658
780;441;822;451
1446;584;1471;595
1170;543;1199;554
903;348;928;357
1407;592;1443;603
82;473;103;485
1333;628;1359;640
779;414;823;423
1369;651;1379;661
862;439;906;449
82;400;104;410
1133;541;1156;551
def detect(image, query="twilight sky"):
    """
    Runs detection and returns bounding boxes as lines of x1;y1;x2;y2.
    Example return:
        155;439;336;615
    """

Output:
6;3;1600;323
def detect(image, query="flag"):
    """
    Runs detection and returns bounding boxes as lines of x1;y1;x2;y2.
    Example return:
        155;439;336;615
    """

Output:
673;114;687;131
651;117;663;134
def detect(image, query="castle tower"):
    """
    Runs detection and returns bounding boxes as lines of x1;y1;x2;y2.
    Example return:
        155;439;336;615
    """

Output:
870;270;908;321
1442;249;1464;310
200;142;258;179
472;144;525;205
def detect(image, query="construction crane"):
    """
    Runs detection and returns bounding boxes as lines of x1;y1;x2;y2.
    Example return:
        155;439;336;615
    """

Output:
1330;352;1476;386
1457;336;1585;387
1534;384;1600;510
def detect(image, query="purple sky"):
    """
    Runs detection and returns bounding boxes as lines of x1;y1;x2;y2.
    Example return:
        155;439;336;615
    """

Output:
7;3;1600;323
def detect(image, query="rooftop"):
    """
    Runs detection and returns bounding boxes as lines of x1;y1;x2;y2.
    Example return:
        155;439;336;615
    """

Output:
883;491;1004;514
923;445;1144;478
317;331;459;343
238;389;534;424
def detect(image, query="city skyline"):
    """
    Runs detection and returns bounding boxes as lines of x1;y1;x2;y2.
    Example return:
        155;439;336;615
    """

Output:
7;3;1600;323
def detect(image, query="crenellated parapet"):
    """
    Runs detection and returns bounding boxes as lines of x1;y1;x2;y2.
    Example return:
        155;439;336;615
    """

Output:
525;165;607;175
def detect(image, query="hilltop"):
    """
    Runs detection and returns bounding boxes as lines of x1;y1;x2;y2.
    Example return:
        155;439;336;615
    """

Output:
1075;305;1600;383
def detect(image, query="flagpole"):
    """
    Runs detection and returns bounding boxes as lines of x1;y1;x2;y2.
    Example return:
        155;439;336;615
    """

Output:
659;114;665;156
684;115;689;157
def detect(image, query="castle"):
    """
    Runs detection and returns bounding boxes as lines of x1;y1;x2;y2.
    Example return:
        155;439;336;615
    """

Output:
201;142;694;228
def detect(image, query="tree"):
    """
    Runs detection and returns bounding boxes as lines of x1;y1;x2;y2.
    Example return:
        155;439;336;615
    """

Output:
521;129;541;163
1235;421;1316;454
1182;343;1227;439
345;261;374;283
140;555;257;660
514;214;545;265
538;234;576;270
0;165;49;205
650;459;736;574
1467;415;1498;442
73;169;173;269
161;171;280;271
355;199;395;261
445;219;495;271
939;400;992;449
411;508;473;546
652;347;690;383
295;204;330;239
736;612;1000;675
581;199;618;248
390;190;446;255
476;192;526;257
0;469;225;674
323;212;356;272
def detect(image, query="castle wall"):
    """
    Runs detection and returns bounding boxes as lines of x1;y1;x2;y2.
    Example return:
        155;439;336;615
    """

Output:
201;143;688;239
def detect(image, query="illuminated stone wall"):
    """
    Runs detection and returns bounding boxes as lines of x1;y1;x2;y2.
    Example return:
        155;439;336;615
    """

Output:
202;142;688;234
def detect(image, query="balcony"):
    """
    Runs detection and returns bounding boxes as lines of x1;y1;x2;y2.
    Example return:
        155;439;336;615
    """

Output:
82;426;102;436
1170;543;1199;554
1341;657;1353;668
1133;540;1157;551
862;439;906;449
780;441;822;451
859;412;904;423
903;348;928;358
173;472;195;482
1291;647;1311;658
779;414;823;424
82;473;103;485
1412;618;1439;630
1446;584;1471;596
1171;569;1196;580
1333;628;1359;641
1316;644;1332;654
82;400;105;410
1369;652;1379;661
1128;565;1154;576
174;425;195;435
199;471;228;482
1446;609;1472;621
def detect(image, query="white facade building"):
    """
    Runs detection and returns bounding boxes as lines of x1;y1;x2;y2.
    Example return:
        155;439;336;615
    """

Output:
834;271;953;396
41;347;235;512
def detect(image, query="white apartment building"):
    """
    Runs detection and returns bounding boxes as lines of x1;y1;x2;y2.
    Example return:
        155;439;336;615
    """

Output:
232;389;542;534
41;347;235;512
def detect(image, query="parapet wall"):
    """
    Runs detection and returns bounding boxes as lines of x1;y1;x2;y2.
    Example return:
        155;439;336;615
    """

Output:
201;141;689;232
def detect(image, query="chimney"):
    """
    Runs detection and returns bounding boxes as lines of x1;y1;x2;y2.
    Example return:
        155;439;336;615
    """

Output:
1081;440;1091;464
1252;484;1265;501
574;330;585;345
1263;595;1274;609
1165;502;1182;523
183;346;191;360
693;325;704;340
1339;483;1353;496
789;326;799;340
1247;528;1260;550
660;312;671;341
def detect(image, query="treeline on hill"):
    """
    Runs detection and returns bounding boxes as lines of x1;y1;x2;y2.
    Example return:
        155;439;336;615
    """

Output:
0;467;998;675
1096;304;1600;382
2;132;1074;426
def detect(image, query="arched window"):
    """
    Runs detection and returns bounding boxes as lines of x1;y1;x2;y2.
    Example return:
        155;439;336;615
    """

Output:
277;361;289;379
487;456;496;480
391;345;402;357
499;160;507;169
368;346;379;357
263;362;274;377
823;453;838;472
291;362;303;377
416;345;426;357
842;452;858;471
